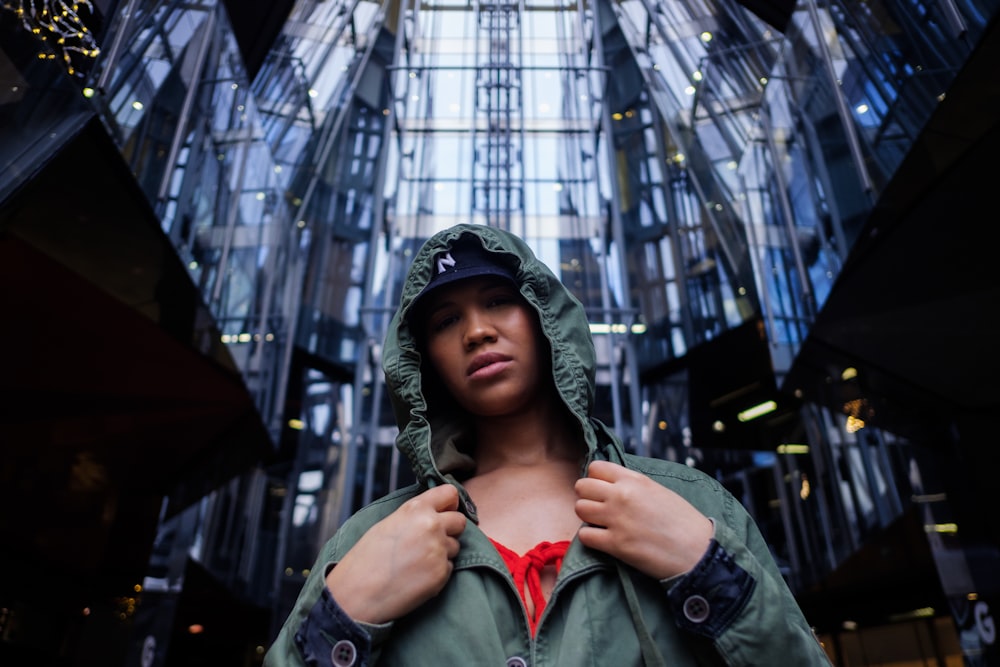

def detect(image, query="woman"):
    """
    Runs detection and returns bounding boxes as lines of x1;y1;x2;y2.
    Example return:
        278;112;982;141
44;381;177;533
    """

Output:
265;224;831;666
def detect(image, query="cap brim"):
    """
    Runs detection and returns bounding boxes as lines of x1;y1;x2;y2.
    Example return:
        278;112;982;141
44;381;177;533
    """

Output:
408;266;518;324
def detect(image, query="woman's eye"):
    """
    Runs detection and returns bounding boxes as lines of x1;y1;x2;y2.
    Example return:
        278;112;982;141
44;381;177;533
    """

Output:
486;293;516;308
431;313;458;332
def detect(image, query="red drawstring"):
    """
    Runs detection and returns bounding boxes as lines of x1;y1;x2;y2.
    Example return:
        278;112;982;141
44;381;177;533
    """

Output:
491;539;570;636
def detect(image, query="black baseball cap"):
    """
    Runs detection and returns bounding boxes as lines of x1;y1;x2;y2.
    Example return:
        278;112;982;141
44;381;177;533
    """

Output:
408;236;519;321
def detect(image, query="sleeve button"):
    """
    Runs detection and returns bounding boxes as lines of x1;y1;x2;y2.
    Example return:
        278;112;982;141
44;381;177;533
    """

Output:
683;594;711;623
330;639;357;667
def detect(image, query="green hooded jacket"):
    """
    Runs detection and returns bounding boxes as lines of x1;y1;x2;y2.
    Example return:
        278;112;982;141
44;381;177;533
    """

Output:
264;224;831;666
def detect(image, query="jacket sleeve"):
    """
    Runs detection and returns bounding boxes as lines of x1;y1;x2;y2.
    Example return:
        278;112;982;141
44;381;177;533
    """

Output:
263;540;393;667
662;497;832;665
264;488;420;666
294;586;393;666
663;538;756;639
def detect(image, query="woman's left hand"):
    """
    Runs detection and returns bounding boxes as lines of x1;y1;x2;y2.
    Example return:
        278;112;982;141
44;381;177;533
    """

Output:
575;460;714;580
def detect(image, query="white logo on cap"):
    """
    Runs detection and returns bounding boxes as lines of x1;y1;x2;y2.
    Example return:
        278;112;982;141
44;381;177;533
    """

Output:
436;252;456;274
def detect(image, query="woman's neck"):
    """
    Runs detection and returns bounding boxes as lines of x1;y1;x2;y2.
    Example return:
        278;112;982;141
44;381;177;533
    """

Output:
463;416;585;553
471;398;584;475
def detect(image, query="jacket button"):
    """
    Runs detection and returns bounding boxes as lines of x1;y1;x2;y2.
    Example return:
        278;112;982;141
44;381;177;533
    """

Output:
506;657;528;667
683;594;711;623
330;639;357;667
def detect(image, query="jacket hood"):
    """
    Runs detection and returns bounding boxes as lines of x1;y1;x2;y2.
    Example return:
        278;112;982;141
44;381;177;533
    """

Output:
381;224;624;520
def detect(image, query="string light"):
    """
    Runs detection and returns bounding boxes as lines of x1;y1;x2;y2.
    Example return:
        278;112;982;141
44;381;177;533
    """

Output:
1;1;100;77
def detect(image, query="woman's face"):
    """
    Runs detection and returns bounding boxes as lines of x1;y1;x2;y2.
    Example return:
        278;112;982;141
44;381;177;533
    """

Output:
421;276;547;418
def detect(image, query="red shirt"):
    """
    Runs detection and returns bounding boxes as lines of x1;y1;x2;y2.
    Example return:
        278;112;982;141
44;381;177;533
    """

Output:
490;539;571;636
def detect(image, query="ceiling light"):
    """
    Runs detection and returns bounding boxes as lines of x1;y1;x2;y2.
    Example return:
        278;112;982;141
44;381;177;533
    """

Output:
737;400;777;422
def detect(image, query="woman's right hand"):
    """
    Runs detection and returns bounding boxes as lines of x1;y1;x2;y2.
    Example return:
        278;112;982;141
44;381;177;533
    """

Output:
325;483;467;624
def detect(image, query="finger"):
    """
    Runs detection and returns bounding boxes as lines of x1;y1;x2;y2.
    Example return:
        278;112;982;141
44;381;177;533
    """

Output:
585;459;626;482
577;524;614;554
575;498;609;527
445;536;462;559
423;483;461;512
575;476;611;502
441;511;467;537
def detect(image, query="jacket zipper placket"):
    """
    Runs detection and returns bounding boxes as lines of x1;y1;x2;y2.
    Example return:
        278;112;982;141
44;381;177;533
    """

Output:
530;558;611;663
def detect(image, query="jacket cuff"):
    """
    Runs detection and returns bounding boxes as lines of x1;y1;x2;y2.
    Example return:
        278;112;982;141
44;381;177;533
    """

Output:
294;587;378;666
663;539;756;639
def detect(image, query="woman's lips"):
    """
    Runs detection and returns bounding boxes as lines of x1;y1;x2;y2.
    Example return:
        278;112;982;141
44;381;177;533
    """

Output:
467;352;511;377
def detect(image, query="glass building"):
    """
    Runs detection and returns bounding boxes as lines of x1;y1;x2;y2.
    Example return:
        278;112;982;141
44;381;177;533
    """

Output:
1;0;998;664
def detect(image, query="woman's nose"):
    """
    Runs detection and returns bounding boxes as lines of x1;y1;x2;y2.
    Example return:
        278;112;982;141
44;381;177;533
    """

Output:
463;309;497;347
